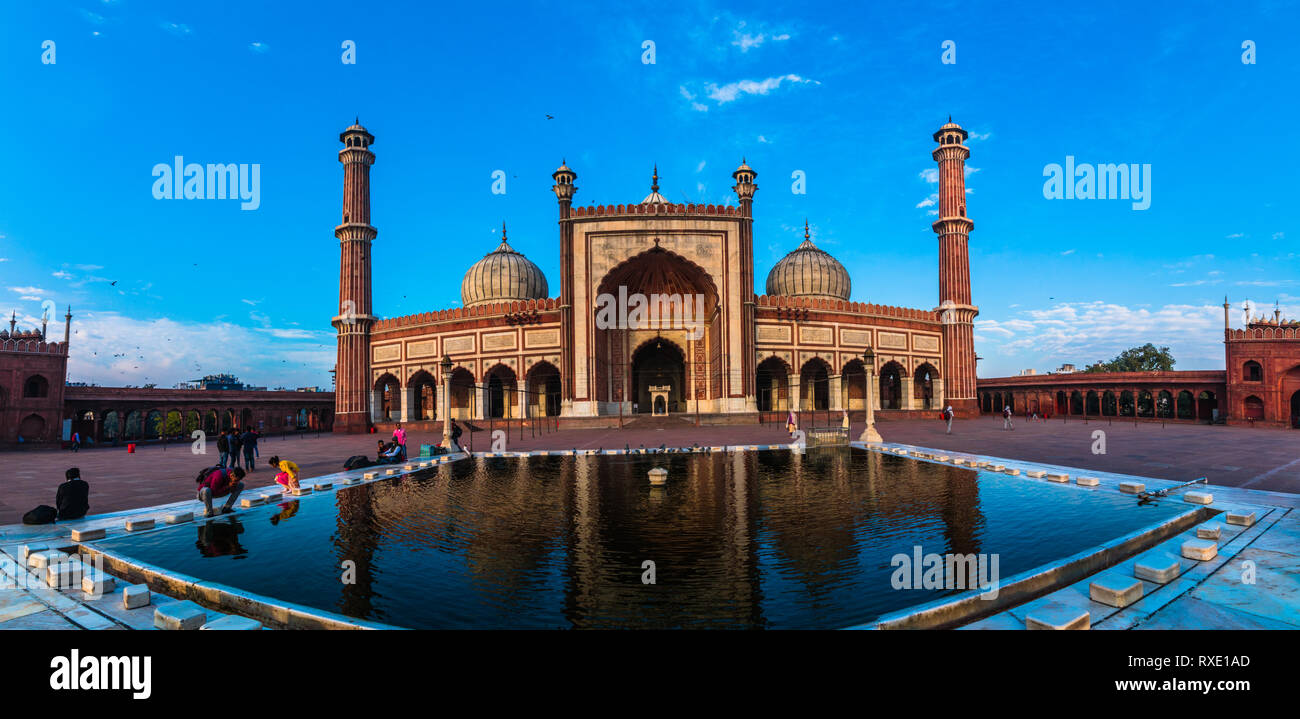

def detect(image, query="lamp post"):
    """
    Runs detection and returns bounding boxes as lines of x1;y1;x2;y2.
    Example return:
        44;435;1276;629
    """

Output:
859;346;882;443
440;354;453;448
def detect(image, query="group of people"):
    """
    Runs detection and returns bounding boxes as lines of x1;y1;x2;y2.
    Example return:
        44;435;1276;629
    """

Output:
195;455;299;517
215;427;260;470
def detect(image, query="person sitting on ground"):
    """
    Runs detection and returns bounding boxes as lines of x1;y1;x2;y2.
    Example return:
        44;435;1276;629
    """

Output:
56;467;90;520
266;456;299;489
378;440;404;463
196;466;245;517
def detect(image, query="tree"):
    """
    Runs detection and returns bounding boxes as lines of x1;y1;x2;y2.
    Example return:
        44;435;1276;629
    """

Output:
1081;343;1176;373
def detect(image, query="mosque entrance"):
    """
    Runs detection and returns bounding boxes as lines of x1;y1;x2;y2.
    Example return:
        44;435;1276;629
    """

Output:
631;339;685;414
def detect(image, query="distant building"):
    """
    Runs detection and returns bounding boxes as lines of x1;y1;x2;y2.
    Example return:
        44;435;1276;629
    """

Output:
1054;364;1076;374
1016;369;1037;376
0;309;71;443
178;374;247;391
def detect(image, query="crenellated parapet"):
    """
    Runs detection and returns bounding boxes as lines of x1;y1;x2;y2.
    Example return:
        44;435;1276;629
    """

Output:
754;294;939;322
0;338;67;355
1228;326;1300;340
373;297;561;331
571;202;741;219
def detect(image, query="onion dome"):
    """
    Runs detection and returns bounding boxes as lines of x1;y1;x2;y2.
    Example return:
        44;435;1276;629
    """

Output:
765;220;851;301
461;223;549;307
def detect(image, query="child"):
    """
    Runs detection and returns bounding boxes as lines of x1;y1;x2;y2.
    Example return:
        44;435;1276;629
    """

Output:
266;455;299;490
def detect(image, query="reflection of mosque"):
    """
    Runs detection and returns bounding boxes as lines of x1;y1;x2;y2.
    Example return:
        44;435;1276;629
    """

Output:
326;452;987;628
331;120;981;431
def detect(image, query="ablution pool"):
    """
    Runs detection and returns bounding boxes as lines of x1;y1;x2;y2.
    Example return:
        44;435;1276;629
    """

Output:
96;449;1192;629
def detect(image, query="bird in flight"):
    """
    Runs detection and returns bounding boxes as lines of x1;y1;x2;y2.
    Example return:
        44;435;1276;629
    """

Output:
545;114;554;120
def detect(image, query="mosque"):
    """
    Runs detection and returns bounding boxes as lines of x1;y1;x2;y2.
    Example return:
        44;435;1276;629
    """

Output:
330;120;981;432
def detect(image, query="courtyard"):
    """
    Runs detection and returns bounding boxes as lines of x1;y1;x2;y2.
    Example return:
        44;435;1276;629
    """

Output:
2;416;1297;526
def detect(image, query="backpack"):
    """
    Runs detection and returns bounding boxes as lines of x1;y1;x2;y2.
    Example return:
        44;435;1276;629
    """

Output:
23;505;57;525
343;455;373;470
195;465;223;484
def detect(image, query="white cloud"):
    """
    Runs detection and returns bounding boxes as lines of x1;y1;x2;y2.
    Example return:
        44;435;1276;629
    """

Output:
702;74;817;105
915;194;936;209
1273;232;1286;240
8;286;47;295
695;160;706;173
731;21;791;53
52;271;73;279
1226;233;1245;239
1061;249;1076;256
161;22;192;36
62;310;334;388
248;42;269;53
974;300;1277;375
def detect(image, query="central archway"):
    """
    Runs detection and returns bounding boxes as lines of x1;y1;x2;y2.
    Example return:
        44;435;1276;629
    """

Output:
630;338;685;414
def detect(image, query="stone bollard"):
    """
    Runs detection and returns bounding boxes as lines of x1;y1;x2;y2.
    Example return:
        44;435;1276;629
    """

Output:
1076;476;1100;487
648;467;668;485
1181;539;1218;561
125;518;155;532
1046;473;1069;483
1089;572;1144;608
83;571;117;597
201;615;263;630
123;584;151;610
1134;552;1182;584
1196;523;1222;540
1183;491;1213;505
1225;511;1256;527
1025;600;1090;630
1118;481;1145;494
164;512;193;525
154;600;208;630
70;528;106;542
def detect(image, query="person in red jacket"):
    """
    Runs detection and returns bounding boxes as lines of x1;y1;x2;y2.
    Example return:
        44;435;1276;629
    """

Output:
197;467;246;517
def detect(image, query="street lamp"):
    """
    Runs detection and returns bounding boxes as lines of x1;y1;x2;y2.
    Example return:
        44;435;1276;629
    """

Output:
440;354;454;448
859;346;882;443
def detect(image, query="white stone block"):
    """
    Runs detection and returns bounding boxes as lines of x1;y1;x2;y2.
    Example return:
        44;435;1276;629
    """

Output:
1118;481;1145;494
82;571;116;596
201;615;263;630
1196;523;1222;540
164;512;193;525
1225;511;1256;527
314;481;333;490
1183;491;1213;505
123;584;151;610
28;550;68;569
1134;552;1182;584
154;600;207;630
363;472;378;479
385;469;396;475
1004;468;1021;476
403;464;415;470
340;477;359;485
1025;601;1090;630
261;491;283;502
240;496;264;508
70;528;106;542
1089;573;1144;608
1076;476;1100;487
1025;470;1046;479
290;486;313;496
46;560;84;589
1181;538;1218;561
1046;473;1069;483
20;544;48;562
124;518;155;532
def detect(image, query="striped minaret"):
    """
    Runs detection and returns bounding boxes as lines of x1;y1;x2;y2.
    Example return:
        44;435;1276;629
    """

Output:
932;118;979;411
333;120;378;433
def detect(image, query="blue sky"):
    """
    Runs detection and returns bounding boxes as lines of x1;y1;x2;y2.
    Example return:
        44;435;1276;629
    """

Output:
0;0;1296;387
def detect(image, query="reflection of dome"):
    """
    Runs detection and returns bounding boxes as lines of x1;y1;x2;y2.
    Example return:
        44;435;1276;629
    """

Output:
461;227;549;307
765;222;850;301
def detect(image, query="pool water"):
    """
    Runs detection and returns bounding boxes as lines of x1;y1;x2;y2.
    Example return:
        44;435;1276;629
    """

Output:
97;450;1190;629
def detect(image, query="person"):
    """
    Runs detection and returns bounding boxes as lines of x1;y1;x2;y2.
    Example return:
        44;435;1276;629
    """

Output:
196;466;245;518
240;427;258;470
252;427;261;458
1002;405;1014;431
216;430;231;468
229;429;244;469
273;467;298;491
266;456;300;488
944;405;955;434
70;431;81;453
841;409;850;430
785;409;798;438
56;468;90;520
379;441;403;463
449;420;464;452
392;422;407;455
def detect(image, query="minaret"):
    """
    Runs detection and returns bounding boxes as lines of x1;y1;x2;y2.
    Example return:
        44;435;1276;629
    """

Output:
332;120;378;433
63;306;71;348
732;159;758;409
932;119;978;412
552;160;577;413
1223;296;1230;336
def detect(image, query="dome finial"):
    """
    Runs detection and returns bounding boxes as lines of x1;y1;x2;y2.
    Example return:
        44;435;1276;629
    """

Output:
804;218;810;240
501;220;507;240
651;164;659;193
